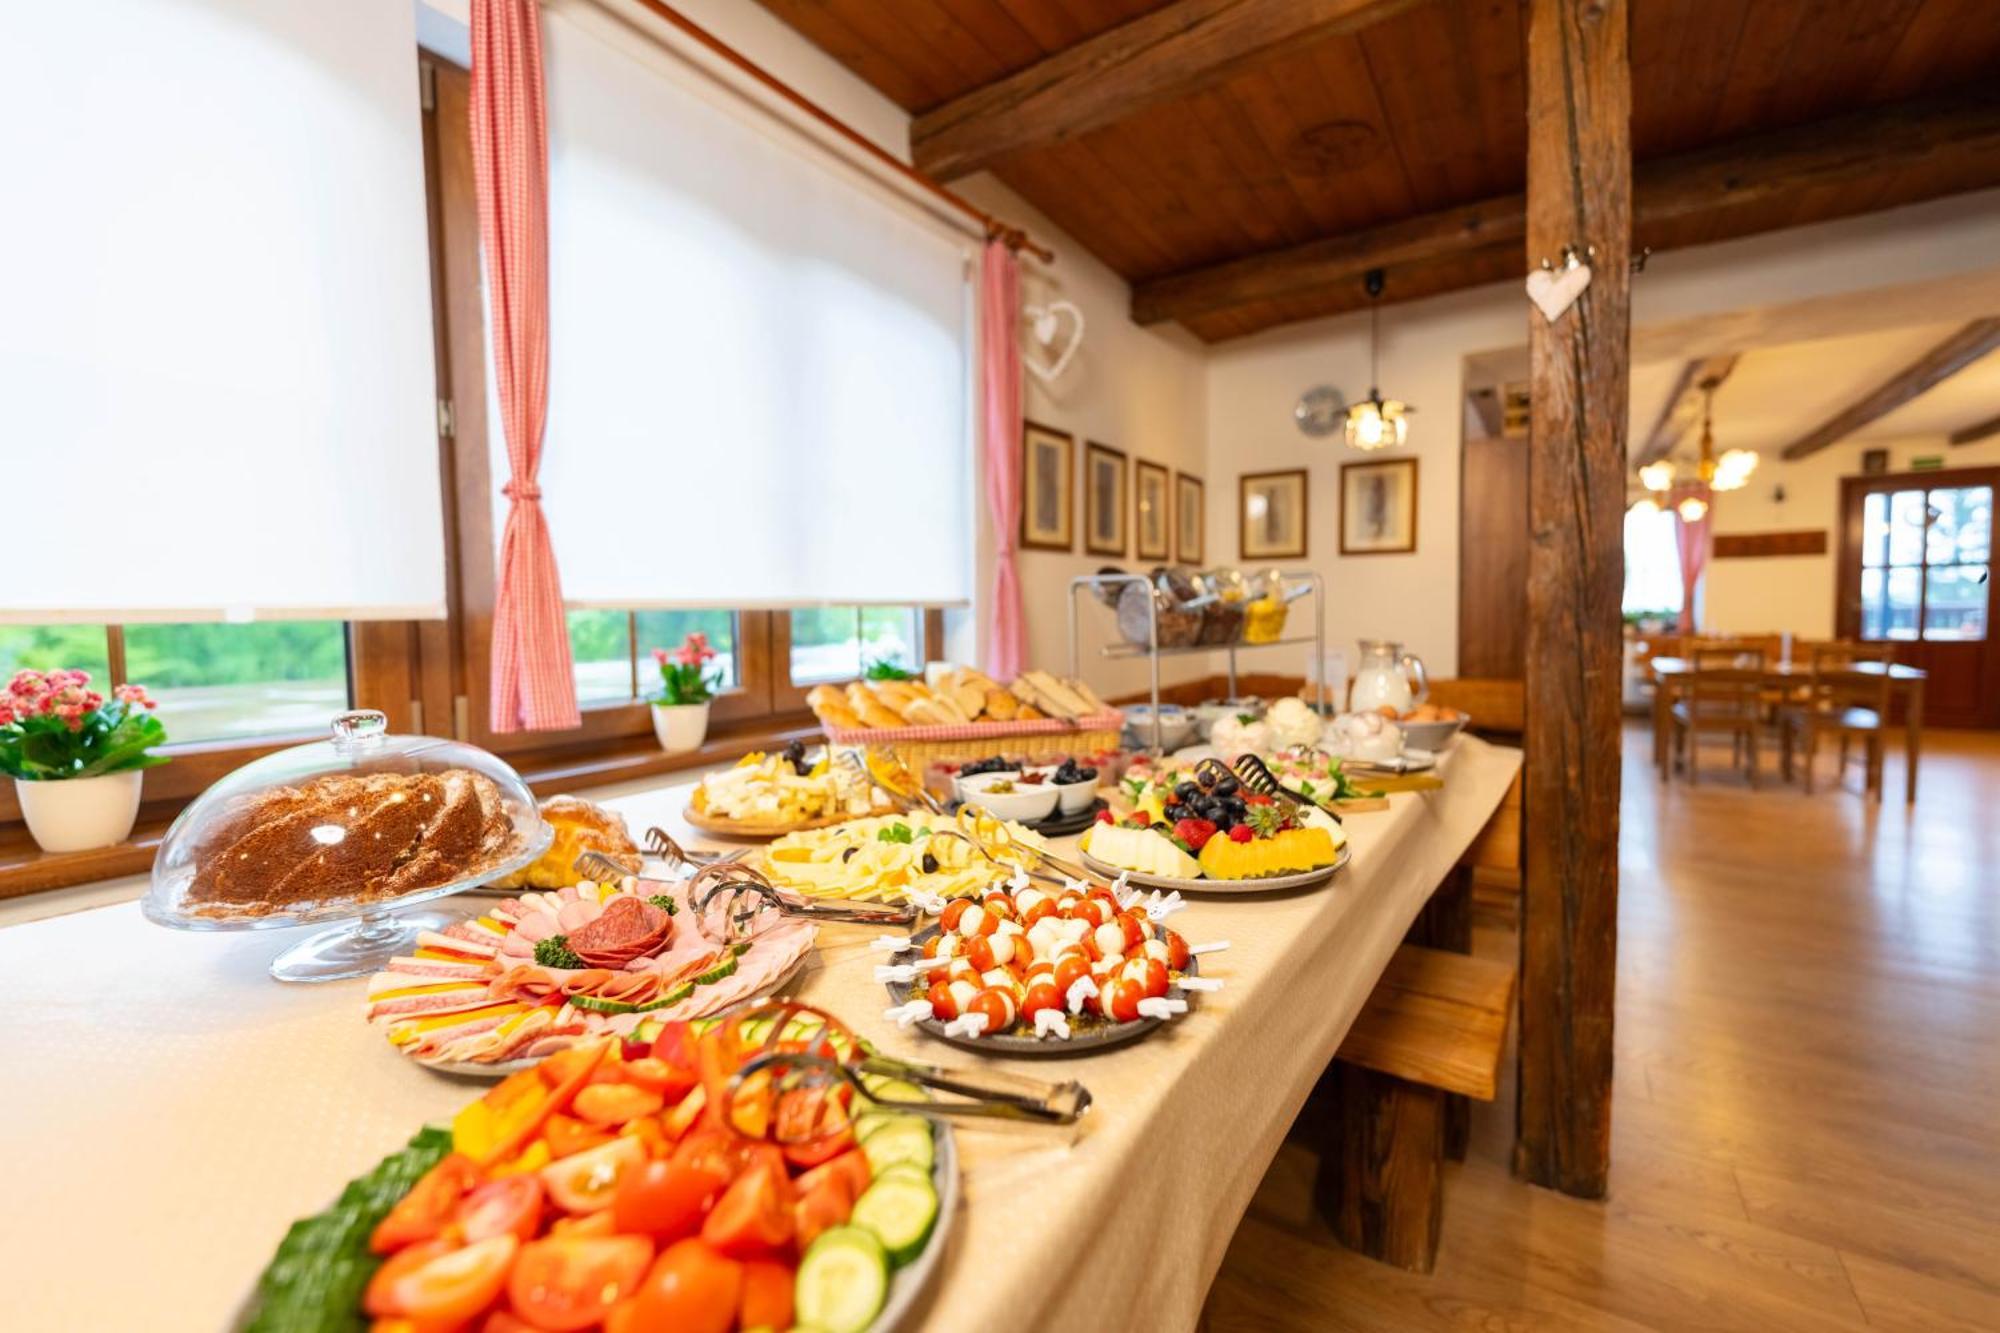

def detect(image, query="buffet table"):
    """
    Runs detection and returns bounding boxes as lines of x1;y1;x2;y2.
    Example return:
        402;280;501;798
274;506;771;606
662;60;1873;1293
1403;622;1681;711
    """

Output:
0;736;1520;1333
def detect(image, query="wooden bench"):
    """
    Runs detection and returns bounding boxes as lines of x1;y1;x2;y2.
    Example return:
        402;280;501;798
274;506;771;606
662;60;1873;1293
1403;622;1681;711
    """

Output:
1313;944;1515;1273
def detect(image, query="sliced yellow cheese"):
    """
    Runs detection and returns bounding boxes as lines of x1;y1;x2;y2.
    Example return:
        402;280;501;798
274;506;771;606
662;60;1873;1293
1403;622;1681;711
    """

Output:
387;1001;526;1044
369;980;486;1003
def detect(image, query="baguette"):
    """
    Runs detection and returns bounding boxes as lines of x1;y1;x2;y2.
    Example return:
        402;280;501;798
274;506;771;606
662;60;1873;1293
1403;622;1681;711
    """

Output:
806;683;844;711
856;699;905;729
815;701;862;730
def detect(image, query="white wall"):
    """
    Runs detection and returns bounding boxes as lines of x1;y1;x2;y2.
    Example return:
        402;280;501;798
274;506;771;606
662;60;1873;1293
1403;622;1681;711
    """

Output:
1204;189;2000;679
1705;434;2000;638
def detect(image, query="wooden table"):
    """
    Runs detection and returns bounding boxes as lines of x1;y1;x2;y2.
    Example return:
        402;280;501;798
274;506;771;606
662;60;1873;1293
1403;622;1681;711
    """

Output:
1648;657;1928;802
0;740;1521;1333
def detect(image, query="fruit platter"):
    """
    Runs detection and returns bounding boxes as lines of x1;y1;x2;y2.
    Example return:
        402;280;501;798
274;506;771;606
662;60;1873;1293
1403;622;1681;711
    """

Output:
1079;764;1348;893
753;814;1053;904
364;873;817;1072
875;878;1218;1055
241;1008;959;1333
685;742;899;839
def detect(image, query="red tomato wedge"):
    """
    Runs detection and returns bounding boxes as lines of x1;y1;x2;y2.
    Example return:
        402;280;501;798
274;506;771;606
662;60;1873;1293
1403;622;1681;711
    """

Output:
540;1136;645;1215
605;1239;741;1333
483;1040;611;1168
794;1148;871;1204
542;1113;611;1160
792;1175;852;1252
738;1259;796;1331
363;1240;455;1317
456;1175;545;1245
371;1155;484;1254
612;1158;730;1241
368;1234;518;1325
506;1234;654;1332
700;1158;795;1258
622;1056;699;1102
573;1083;665;1128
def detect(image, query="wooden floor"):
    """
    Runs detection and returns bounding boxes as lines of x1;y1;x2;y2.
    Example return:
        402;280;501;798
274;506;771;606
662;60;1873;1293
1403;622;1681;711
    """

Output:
1202;722;2000;1332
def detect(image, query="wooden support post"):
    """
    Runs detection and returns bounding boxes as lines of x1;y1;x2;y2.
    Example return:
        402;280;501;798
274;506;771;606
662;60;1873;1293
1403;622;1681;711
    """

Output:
1517;0;1628;1199
1315;1064;1446;1272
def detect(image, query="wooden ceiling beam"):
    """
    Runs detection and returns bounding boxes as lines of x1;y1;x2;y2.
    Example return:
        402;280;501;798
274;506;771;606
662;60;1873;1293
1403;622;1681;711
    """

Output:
1779;319;2000;459
1633;355;1739;467
1132;87;2000;328
1949;411;2000;446
908;0;1427;181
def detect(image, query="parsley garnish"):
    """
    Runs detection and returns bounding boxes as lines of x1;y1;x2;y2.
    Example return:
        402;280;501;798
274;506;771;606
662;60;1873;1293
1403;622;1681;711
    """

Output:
533;935;583;969
646;893;679;915
876;823;914;844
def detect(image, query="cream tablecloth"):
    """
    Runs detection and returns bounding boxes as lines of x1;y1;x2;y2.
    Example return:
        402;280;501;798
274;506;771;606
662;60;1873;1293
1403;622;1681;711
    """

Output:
0;736;1519;1333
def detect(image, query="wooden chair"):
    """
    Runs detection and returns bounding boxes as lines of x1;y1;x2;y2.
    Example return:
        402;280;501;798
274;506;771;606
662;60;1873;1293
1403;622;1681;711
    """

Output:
1671;658;1767;786
1312;945;1514;1272
1783;642;1895;799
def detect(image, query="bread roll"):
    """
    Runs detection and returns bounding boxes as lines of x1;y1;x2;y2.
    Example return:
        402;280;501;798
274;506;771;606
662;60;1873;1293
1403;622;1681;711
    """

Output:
857;699;905;729
983;689;1019;721
1016;703;1044;721
815;701;862;730
806;683;844;711
949;680;984;718
489;795;637;890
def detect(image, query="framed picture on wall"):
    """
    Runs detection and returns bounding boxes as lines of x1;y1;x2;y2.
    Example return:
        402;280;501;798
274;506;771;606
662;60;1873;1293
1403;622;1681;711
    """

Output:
1134;460;1171;561
1175;472;1205;564
1085;441;1128;556
1339;457;1418;555
1020;420;1074;551
1239;469;1308;560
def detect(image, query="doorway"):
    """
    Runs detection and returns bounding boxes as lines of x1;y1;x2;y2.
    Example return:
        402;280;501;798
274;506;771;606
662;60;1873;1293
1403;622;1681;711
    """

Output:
1836;467;1997;727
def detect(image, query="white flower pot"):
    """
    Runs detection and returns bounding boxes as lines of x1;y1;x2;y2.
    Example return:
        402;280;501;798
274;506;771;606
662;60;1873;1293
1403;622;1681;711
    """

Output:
651;701;711;754
16;770;144;853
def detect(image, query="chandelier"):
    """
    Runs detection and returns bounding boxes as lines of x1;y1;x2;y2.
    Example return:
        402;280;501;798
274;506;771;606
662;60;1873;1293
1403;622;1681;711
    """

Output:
1632;377;1755;522
1345;269;1412;450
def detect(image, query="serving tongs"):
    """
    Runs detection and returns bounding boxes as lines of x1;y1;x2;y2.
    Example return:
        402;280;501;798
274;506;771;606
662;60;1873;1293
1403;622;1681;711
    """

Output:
945;806;1096;885
644;827;740;870
1198;754;1342;824
838;746;948;817
733;1047;1091;1128
688;864;920;945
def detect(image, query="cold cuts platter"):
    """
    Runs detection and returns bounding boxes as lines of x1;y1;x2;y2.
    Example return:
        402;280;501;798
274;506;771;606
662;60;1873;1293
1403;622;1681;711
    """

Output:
363;876;817;1074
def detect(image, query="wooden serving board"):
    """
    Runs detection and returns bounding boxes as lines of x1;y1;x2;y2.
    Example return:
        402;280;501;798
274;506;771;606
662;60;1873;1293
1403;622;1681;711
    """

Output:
1331;772;1444;812
681;797;898;841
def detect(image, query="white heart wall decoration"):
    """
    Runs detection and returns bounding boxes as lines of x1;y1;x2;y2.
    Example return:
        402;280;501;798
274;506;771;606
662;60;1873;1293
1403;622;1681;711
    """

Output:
1525;260;1593;323
1022;299;1084;383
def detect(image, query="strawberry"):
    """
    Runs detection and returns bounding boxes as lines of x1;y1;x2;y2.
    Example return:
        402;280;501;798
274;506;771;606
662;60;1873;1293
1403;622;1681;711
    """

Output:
1126;811;1152;828
1094;808;1117;824
1227;824;1254;843
1244;793;1274;806
1172;818;1218;850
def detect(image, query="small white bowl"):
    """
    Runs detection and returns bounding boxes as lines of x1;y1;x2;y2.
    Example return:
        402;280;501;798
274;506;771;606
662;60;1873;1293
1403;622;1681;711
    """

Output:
951;762;1020;805
1029;765;1099;816
1124;705;1195;752
958;771;1060;823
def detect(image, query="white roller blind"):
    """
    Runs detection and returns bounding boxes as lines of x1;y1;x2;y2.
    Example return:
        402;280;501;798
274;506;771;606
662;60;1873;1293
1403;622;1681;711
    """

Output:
0;0;444;624
516;5;974;610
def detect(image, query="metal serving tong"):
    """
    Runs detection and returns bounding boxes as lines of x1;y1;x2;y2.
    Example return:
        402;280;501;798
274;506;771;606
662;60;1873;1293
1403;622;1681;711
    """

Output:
733;1047;1091;1129
945;806;1096;884
687;863;919;945
1199;754;1341;824
838;746;948;817
645;826;739;869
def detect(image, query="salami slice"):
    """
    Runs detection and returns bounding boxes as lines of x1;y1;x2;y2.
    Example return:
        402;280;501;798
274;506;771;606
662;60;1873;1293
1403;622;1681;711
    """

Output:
568;895;675;969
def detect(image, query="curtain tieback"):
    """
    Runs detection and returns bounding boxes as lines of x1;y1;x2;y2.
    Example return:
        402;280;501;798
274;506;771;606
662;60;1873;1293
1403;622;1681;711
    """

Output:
503;479;543;503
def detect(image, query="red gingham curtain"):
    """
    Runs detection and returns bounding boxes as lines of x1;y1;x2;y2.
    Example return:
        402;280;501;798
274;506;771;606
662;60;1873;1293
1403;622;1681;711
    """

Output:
979;239;1026;680
1672;483;1712;635
472;0;578;732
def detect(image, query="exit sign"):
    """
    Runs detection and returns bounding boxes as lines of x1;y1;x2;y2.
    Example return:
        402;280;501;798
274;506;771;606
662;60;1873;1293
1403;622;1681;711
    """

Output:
1911;456;1945;471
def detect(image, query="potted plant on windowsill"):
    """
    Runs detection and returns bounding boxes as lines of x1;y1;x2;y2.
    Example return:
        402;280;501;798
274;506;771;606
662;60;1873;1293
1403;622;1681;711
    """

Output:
2;670;168;853
649;633;721;754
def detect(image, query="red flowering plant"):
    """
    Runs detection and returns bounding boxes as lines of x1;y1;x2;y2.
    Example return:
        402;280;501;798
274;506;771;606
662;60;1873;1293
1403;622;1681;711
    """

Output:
0;670;169;780
649;632;722;707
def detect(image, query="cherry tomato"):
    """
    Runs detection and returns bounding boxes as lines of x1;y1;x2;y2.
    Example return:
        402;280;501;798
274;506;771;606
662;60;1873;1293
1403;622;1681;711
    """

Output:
1115;911;1147;952
368;1234;518;1324
541;1114;611;1160
1051;955;1092;1001
968;987;1015;1033
1101;977;1144;1023
1019;981;1063;1021
1162;928;1192;971
1123;956;1169;998
456;1175;545;1245
605;1240;741;1333
1068;897;1108;928
700;1158;796;1258
738;1259;796;1331
540;1136;645;1214
925;979;961;1021
363;1240;455;1316
612;1158;729;1240
622;1056;699;1102
507;1234;654;1332
371;1155;484;1254
794;1147;871;1203
939;899;971;932
793;1175;853;1251
574;1083;666;1127
1021;897;1057;927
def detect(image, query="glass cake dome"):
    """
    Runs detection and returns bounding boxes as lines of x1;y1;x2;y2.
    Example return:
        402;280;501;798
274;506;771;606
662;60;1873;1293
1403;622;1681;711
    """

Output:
146;710;551;982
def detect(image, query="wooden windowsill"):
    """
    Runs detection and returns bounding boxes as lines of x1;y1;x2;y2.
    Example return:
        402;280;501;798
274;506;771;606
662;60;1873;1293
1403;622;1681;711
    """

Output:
0;711;823;902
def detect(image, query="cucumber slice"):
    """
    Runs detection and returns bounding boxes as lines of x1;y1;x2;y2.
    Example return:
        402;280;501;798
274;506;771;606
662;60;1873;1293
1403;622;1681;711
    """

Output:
868;1161;934;1188
860;1117;934;1174
857;1076;927;1108
851;1172;940;1267
694;954;741;986
568;988;696;1016
794;1226;889;1333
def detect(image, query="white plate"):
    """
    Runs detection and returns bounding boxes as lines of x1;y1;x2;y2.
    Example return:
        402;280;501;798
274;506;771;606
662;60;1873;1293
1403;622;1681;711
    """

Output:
1080;844;1349;895
1339;747;1436;775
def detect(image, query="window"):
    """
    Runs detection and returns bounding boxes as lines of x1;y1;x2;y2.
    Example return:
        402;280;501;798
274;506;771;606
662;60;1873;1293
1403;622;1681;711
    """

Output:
1623;506;1684;617
789;608;923;684
566;610;745;707
1860;485;1991;641
0;622;352;745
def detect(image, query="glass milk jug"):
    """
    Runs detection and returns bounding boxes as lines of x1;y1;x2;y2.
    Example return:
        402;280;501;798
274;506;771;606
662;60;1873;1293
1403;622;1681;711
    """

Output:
1347;640;1428;714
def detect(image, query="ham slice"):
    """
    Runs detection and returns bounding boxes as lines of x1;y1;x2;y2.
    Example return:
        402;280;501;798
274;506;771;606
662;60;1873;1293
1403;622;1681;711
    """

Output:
569;897;674;969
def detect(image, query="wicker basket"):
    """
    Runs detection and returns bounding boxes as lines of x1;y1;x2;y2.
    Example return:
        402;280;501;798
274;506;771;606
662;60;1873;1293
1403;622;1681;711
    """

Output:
822;712;1124;787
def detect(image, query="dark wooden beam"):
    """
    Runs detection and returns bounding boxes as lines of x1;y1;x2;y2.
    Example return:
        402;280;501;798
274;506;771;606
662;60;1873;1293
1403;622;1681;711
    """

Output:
909;0;1426;181
1517;0;1626;1201
1633;354;1738;467
1134;87;2000;328
1949;410;2000;446
1779;319;2000;459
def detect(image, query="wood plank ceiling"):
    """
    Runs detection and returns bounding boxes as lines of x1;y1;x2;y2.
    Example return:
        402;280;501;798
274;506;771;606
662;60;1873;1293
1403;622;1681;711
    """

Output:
756;0;2000;341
